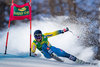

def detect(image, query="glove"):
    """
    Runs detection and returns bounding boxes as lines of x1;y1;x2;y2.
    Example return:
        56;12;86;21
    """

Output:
34;53;37;56
31;53;37;57
62;27;69;33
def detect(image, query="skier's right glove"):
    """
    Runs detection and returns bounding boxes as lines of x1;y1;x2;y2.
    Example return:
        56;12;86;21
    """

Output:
62;27;69;33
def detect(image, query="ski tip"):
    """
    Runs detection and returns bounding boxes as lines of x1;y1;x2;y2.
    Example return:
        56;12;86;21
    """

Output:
85;62;97;65
90;63;97;65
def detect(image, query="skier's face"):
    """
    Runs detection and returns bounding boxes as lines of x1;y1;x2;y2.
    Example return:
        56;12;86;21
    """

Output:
36;38;42;42
35;34;42;42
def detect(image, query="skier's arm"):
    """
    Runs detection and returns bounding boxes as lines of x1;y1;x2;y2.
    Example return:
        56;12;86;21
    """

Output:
44;27;69;38
31;42;37;53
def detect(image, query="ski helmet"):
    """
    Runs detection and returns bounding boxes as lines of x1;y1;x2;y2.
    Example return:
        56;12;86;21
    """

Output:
34;30;42;39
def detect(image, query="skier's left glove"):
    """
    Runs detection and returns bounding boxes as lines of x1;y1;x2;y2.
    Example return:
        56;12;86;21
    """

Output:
62;27;69;33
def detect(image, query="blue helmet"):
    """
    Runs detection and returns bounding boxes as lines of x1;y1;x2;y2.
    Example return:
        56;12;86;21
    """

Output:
34;30;42;39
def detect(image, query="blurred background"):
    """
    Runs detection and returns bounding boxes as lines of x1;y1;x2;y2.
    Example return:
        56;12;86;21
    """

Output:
0;0;99;60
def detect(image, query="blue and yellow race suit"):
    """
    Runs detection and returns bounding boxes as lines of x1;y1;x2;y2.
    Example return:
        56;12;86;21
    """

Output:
31;30;77;61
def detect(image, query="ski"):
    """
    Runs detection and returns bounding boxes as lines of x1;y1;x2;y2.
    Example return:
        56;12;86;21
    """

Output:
82;62;97;65
47;48;64;62
51;53;64;62
75;59;97;65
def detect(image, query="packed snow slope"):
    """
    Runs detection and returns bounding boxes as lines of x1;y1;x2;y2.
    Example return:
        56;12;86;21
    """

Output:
0;54;98;67
0;16;99;67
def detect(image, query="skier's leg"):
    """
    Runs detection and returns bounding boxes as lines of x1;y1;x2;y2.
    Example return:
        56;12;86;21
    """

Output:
42;44;52;58
50;46;87;64
50;46;77;61
50;46;96;64
42;44;63;62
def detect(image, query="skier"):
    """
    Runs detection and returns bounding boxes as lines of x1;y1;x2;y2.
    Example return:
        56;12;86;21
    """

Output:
31;27;86;64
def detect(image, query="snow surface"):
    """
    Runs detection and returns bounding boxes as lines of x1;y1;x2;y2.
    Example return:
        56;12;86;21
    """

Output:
0;16;99;67
0;54;98;67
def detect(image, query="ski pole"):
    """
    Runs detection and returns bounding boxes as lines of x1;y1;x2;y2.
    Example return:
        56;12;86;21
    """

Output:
69;30;80;38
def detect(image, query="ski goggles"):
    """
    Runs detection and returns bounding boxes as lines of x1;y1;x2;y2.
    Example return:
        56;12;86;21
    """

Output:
34;34;42;39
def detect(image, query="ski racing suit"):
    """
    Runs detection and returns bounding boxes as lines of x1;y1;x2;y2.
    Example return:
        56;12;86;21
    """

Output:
31;30;77;61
